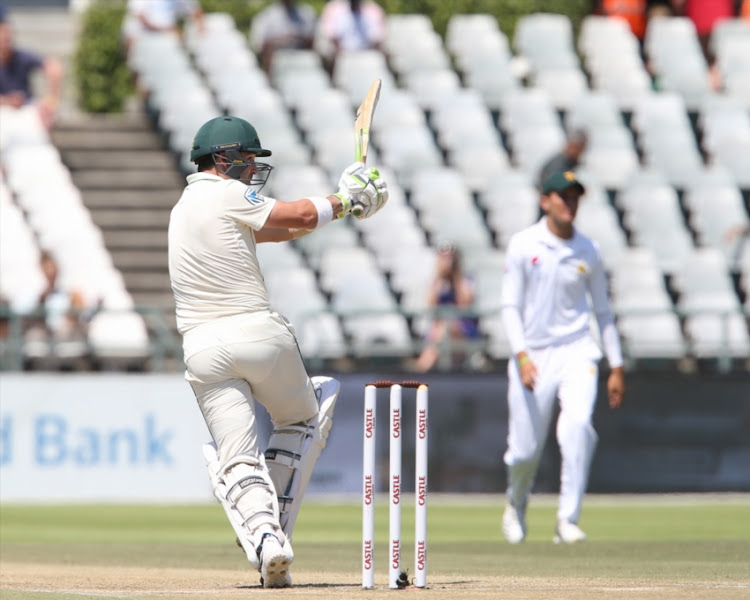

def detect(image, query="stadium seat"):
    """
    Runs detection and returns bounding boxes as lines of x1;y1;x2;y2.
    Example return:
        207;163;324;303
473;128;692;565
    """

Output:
403;68;462;112
480;313;512;359
267;164;331;201
684;180;749;261
267;48;325;88
672;248;741;315
296;311;348;361
264;266;328;327
332;50;397;105
275;68;332;110
463;64;520;112
565;90;625;133
294;219;360;269
532;67;589;111
342;312;414;358
295;87;353;138
513;13;580;73
618;313;688;359
448;144;511;194
644;16;710;111
685;312;750;360
445;13;508;61
0;181;45;312
256;242;305;271
482;180;539;249
87;310;151;366
374;124;444;190
574;201;629;267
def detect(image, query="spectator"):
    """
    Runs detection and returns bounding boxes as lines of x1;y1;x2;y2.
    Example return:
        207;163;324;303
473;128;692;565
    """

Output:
537;129;588;192
249;0;317;73
725;223;750;271
122;0;204;55
318;0;386;71
413;243;480;372
594;0;648;41
22;251;88;359
0;20;63;129
669;0;736;88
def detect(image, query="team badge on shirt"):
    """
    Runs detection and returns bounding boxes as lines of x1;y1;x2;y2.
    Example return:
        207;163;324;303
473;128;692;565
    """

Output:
577;261;588;275
244;189;267;205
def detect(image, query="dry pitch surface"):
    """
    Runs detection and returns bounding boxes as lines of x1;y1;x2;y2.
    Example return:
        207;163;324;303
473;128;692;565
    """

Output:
2;495;749;599
4;562;749;600
4;561;749;600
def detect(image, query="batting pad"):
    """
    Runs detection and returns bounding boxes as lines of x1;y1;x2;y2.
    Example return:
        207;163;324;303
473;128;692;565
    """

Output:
266;376;340;540
202;443;286;570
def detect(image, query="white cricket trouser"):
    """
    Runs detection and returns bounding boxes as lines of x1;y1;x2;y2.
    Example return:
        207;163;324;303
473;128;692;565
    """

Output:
504;335;601;523
182;310;318;469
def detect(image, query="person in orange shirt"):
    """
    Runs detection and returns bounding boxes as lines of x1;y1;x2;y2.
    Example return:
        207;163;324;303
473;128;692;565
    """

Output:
595;0;648;40
740;0;749;20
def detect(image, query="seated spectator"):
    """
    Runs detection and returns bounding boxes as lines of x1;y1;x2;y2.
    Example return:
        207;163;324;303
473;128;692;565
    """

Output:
122;0;204;55
537;129;588;192
413;243;480;372
249;0;318;73
318;0;386;70
21;251;88;361
0;19;63;129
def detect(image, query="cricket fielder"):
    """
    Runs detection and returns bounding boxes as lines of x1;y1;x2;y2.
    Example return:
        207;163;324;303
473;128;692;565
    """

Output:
168;116;387;587
500;171;625;544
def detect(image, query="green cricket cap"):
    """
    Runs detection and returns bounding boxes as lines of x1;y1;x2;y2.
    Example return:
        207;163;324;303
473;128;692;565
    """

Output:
542;171;585;195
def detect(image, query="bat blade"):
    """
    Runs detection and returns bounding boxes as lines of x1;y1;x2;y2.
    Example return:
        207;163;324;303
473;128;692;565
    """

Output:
354;78;382;165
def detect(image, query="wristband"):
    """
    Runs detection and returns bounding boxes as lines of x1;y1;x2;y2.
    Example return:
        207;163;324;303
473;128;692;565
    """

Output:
333;192;350;219
309;196;334;230
517;355;530;367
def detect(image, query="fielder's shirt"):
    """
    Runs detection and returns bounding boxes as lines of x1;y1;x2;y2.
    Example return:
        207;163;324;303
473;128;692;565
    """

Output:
501;217;623;367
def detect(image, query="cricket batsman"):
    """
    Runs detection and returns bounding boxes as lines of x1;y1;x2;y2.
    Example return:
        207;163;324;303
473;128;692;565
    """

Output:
168;115;388;587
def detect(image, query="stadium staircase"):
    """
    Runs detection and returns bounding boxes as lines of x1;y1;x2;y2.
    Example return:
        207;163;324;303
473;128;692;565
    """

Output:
50;109;183;335
8;3;184;363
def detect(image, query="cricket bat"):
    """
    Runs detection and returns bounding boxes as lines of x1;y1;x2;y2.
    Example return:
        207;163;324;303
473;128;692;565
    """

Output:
351;78;382;217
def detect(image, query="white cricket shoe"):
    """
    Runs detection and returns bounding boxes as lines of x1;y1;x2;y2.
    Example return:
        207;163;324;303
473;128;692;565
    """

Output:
502;504;527;544
260;534;294;588
554;520;587;544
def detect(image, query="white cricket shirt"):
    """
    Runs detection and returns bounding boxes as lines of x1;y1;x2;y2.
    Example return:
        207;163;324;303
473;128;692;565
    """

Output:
168;173;277;334
501;217;623;367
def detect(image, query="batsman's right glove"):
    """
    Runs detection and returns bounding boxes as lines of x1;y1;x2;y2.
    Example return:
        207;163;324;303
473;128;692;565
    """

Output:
337;162;388;219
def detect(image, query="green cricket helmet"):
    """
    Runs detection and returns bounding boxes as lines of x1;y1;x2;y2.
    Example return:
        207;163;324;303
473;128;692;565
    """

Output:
190;116;273;189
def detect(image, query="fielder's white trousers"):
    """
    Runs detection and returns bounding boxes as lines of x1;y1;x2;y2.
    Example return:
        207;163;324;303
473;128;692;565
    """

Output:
182;310;318;469
504;335;601;523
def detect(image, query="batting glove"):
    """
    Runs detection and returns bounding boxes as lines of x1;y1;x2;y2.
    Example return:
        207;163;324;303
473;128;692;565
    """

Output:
352;168;389;220
337;161;368;196
337;162;388;219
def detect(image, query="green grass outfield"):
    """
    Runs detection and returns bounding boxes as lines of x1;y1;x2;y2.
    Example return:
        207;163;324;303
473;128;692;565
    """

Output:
1;494;749;599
